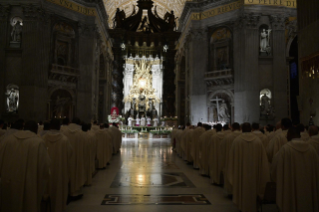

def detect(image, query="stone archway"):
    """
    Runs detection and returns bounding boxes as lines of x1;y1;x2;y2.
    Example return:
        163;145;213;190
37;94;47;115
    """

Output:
50;89;74;120
207;90;234;124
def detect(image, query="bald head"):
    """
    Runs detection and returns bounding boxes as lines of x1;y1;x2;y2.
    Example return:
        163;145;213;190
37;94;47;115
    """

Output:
308;126;319;137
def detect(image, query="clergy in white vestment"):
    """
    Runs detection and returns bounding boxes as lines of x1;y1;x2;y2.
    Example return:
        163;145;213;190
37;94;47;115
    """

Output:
308;125;319;155
87;124;97;174
190;123;205;169
43;119;73;212
141;115;146;126
109;124;122;154
297;123;310;141
222;124;232;136
62;118;87;197
95;124;112;168
91;121;100;132
252;123;269;148
209;124;226;184
0;119;24;143
185;126;195;162
161;118;165;127
146;116;151;126
128;116;134;127
39;122;50;137
0;121;50;212
135;116;141;126
219;122;241;194
228;123;270;212
81;123;93;186
271;126;319;212
266;118;292;164
153;116;159;127
267;121;282;141
199;126;215;175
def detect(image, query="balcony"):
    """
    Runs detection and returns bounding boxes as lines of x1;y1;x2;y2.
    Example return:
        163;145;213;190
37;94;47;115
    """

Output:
204;69;233;86
49;64;79;84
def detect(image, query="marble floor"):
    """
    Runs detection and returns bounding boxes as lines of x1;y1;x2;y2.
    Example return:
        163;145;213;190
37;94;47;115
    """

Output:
66;139;239;212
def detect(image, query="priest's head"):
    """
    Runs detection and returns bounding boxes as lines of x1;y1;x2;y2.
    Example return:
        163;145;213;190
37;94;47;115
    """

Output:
242;123;251;133
24;121;38;134
252;123;260;131
281;118;292;130
297;124;306;132
214;124;222;132
50;119;61;131
231;122;240;131
287;126;301;141
308;126;318;137
12;119;24;130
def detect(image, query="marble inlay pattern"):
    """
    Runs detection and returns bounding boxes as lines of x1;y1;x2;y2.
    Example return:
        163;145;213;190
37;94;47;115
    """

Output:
110;172;195;188
101;194;211;205
121;161;179;170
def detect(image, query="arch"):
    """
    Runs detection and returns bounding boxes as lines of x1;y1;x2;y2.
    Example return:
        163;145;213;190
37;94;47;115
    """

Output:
207;89;234;106
49;89;74;119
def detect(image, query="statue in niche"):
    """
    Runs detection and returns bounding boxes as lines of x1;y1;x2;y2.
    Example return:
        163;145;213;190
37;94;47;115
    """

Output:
5;86;19;113
113;8;126;28
164;11;177;31
11;21;22;42
261;94;270;113
218;100;230;123
260;28;272;55
53;96;70;118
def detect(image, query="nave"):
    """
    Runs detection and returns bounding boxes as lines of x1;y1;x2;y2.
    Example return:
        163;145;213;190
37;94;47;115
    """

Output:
65;138;238;212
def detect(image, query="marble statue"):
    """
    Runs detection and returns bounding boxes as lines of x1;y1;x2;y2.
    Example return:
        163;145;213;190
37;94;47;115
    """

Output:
260;94;270;113
164;11;177;31
260;28;272;54
218;100;230;123
54;96;70;118
113;8;126;28
11;21;22;42
5;87;19;112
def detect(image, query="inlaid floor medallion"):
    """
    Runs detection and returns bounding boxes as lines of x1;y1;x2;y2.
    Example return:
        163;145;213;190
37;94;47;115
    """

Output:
110;172;195;188
101;194;211;205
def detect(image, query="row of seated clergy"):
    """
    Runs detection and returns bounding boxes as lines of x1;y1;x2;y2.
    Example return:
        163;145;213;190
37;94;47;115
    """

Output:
0;118;122;212
171;119;319;212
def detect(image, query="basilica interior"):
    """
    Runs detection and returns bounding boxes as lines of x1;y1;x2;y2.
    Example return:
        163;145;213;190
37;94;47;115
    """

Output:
0;0;319;211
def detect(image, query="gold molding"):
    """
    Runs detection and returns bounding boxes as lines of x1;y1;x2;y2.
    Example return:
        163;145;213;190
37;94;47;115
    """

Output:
46;0;97;16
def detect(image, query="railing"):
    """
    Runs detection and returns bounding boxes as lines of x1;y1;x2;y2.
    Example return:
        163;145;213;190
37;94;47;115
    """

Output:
204;69;232;79
50;64;79;76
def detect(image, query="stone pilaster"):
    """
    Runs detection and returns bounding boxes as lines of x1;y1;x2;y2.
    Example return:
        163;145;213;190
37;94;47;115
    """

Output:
188;27;209;124
270;15;289;120
77;23;97;122
0;5;10;116
233;13;261;123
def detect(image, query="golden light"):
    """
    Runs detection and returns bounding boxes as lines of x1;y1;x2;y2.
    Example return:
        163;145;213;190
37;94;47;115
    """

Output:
139;78;146;88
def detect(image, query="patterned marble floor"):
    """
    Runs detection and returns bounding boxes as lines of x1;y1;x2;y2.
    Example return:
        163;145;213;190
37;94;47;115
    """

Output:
65;139;239;211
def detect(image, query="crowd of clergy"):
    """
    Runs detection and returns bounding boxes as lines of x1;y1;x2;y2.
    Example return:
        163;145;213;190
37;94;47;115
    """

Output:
0;118;122;212
171;118;319;212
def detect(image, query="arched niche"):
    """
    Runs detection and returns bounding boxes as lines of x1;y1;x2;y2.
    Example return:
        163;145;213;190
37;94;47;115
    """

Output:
260;88;273;117
210;27;232;71
259;24;272;56
49;89;74;120
5;84;19;113
207;90;234;124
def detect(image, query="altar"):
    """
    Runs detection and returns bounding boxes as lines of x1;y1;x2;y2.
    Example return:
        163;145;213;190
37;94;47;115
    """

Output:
123;56;163;122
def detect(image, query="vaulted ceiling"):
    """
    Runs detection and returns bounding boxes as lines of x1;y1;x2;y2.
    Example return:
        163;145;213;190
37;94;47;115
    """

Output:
103;0;189;28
